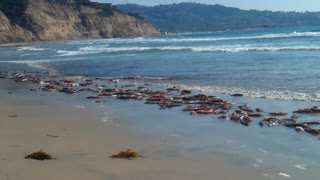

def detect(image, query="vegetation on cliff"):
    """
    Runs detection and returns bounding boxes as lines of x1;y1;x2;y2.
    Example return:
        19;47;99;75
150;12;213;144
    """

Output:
118;3;320;33
47;0;117;16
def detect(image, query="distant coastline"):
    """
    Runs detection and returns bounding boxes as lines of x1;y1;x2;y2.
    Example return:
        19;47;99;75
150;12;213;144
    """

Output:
118;3;320;33
163;26;277;36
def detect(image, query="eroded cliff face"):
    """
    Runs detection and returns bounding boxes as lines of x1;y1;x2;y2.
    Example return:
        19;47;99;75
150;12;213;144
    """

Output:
0;11;34;43
0;0;160;43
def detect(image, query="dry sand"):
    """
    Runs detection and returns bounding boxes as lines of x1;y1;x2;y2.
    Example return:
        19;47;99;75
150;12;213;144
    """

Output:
0;79;271;180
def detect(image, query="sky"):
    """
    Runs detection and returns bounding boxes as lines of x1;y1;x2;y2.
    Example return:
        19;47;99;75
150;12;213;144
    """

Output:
94;0;320;12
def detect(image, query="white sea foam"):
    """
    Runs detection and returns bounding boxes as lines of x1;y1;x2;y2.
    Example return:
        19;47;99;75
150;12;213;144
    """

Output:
17;47;48;51
101;111;112;123
55;31;320;57
263;174;275;178
150;82;320;102
101;117;109;122
119;75;174;80
55;45;320;57
293;164;308;170
56;50;86;56
65;31;320;45
258;148;268;153
0;59;54;64
20;52;40;57
278;172;291;178
104;111;110;115
253;159;264;169
253;164;261;168
72;104;86;109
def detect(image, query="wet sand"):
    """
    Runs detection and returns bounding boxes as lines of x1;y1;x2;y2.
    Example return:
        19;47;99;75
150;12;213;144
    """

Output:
0;42;37;48
0;78;276;180
0;40;65;48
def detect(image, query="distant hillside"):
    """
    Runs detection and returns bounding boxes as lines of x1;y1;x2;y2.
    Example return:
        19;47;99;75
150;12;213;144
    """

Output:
118;3;320;33
0;0;160;43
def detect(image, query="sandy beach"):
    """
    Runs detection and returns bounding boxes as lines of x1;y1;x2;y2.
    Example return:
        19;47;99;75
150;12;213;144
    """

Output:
0;78;276;180
0;42;37;48
0;40;67;48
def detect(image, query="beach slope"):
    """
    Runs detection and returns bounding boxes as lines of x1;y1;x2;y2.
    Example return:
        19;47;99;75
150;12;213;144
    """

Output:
0;80;269;180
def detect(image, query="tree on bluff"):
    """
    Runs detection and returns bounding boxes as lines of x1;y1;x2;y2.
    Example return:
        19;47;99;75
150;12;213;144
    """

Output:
0;0;29;19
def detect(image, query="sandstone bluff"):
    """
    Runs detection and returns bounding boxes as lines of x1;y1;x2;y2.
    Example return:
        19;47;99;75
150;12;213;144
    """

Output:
0;0;160;43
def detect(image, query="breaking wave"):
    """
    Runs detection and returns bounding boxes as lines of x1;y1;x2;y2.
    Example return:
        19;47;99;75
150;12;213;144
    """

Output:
163;31;320;42
117;75;175;80
66;31;320;45
56;32;320;47
17;47;50;51
55;45;320;56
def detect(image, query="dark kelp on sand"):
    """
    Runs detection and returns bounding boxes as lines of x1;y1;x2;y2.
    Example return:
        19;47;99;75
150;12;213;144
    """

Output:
25;149;54;160
110;149;142;160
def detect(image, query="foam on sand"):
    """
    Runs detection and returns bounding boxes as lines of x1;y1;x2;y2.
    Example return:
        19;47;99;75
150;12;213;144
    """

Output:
150;82;320;102
293;164;308;170
278;172;291;178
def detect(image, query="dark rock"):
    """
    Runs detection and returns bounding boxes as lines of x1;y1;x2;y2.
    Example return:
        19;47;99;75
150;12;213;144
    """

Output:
231;93;243;97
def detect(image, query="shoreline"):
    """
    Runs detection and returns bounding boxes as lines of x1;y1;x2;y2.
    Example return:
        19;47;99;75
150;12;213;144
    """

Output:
0;76;279;180
0;40;73;48
2;68;320;179
0;42;45;48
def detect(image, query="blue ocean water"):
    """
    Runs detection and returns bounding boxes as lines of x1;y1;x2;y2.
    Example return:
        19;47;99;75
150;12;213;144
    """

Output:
2;26;320;101
2;26;320;178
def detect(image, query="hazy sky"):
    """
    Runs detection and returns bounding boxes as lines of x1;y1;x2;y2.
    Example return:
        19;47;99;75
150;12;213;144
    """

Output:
94;0;320;12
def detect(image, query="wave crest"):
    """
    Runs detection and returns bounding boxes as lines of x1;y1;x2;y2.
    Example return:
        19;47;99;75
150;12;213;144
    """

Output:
55;45;320;56
66;31;320;44
18;47;50;51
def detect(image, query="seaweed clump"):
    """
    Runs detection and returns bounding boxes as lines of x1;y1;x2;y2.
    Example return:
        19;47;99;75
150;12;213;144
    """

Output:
24;149;54;160
110;149;142;160
8;114;18;118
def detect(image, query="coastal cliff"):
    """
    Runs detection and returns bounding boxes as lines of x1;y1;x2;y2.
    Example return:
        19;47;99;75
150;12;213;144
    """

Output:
0;11;34;43
0;0;160;43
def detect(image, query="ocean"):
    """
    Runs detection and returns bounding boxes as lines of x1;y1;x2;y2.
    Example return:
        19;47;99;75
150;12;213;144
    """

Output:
1;26;320;179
